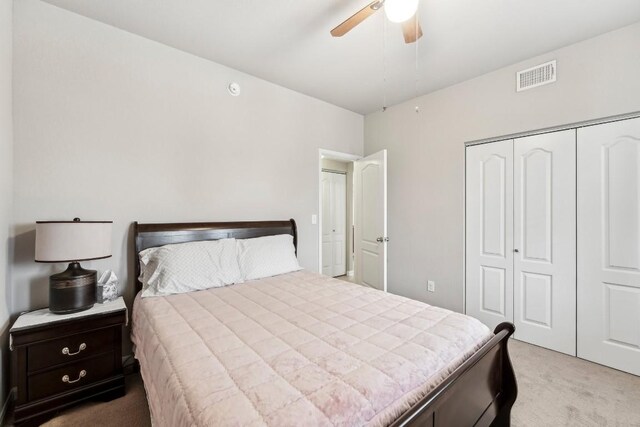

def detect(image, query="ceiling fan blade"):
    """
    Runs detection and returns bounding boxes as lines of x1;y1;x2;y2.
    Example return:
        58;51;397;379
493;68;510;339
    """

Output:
401;14;423;44
331;1;381;37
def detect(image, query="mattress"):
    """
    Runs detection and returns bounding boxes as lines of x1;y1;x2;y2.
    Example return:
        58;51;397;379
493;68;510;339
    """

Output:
131;270;491;427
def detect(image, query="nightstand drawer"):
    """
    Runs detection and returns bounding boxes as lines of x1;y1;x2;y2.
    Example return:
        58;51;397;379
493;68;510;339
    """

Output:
28;352;115;401
28;327;115;372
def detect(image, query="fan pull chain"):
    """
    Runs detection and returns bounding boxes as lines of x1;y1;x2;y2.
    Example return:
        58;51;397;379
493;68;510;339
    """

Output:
415;4;421;158
382;14;388;112
414;3;420;115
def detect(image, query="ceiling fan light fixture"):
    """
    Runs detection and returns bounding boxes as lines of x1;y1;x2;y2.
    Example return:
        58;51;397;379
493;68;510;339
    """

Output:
384;0;419;23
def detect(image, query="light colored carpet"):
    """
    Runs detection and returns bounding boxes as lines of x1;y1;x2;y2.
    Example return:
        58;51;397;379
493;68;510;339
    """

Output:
40;374;151;427
336;274;357;284
510;339;640;426
37;339;640;426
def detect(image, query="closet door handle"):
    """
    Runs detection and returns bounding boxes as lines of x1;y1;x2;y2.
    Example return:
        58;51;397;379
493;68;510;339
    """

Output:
514;249;519;253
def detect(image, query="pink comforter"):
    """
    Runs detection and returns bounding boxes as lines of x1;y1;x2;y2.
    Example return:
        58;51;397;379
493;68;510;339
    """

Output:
132;270;491;427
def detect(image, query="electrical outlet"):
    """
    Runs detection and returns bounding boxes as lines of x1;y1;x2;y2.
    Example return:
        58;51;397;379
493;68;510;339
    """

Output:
427;280;435;292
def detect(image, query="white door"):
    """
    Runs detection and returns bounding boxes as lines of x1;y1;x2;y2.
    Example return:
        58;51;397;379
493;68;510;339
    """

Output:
578;117;640;375
466;140;514;330
321;172;333;276
513;130;576;355
321;172;347;277
331;173;347;276
354;150;387;291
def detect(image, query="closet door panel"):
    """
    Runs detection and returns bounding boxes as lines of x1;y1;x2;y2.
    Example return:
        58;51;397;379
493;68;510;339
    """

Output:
513;130;576;355
321;172;333;276
466;140;514;329
578;117;640;375
332;173;347;276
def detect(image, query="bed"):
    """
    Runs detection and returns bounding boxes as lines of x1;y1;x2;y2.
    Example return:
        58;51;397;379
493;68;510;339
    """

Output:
131;219;517;426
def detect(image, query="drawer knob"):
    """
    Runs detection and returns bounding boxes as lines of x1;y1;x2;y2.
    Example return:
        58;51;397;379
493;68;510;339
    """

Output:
62;369;87;384
62;343;87;356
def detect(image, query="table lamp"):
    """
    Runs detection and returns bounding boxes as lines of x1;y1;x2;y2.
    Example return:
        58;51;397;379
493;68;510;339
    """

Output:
35;218;113;314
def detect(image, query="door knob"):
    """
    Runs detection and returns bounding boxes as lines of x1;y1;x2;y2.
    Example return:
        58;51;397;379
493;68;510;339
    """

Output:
514;249;519;253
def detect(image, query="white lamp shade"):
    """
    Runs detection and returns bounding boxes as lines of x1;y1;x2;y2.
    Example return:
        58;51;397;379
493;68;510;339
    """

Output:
384;0;419;23
35;221;113;263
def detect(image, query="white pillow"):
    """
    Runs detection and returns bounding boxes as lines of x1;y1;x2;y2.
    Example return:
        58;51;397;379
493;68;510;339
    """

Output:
237;234;302;280
139;238;243;298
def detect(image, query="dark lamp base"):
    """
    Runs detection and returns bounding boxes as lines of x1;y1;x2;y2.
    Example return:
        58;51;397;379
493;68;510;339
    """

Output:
49;262;97;314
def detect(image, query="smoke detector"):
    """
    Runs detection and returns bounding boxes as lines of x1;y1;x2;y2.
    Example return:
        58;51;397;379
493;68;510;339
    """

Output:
227;82;241;96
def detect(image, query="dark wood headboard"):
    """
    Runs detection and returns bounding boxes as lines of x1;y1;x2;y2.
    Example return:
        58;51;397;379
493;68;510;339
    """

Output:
133;219;297;293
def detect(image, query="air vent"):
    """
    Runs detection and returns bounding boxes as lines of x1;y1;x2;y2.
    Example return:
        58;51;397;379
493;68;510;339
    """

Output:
517;60;556;92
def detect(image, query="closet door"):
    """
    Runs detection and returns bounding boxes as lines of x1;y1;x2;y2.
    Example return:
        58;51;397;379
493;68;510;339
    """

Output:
513;130;576;355
331;173;347;276
321;172;333;276
322;172;347;277
466;140;514;330
578;117;640;375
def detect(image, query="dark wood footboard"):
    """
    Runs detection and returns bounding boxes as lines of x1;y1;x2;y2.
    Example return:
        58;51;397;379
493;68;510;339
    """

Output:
390;322;517;427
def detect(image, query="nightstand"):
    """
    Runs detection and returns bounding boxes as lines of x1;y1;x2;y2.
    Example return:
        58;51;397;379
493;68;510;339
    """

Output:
10;297;127;426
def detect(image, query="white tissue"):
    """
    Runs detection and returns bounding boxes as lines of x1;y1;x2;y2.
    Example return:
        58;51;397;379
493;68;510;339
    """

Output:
98;270;120;302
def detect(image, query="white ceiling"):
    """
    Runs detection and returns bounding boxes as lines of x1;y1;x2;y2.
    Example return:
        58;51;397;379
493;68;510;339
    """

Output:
42;0;640;114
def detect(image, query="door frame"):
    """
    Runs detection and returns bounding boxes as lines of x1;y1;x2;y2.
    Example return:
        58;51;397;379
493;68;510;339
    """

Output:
318;149;362;275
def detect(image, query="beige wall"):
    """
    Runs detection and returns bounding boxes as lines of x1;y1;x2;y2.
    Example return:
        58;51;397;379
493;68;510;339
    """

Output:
321;158;354;273
11;0;363;347
0;0;13;411
364;22;640;313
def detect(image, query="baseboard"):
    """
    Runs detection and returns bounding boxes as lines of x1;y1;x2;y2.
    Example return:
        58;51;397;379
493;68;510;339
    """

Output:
347;270;354;277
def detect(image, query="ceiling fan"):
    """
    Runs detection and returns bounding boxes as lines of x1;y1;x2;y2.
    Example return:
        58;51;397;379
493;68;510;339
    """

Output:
331;0;423;44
